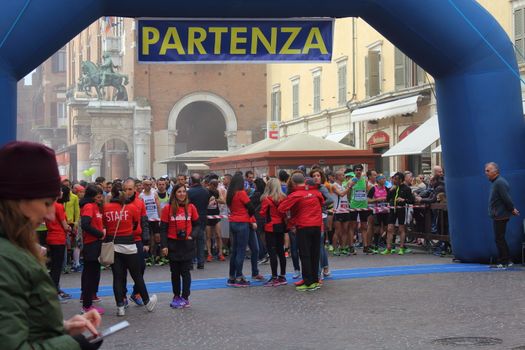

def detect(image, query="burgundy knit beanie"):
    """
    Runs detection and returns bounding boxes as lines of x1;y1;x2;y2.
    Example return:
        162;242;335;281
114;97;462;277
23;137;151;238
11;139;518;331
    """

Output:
0;141;61;200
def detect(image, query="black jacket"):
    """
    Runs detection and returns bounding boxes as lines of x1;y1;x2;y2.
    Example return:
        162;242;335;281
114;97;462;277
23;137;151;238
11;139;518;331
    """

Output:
188;184;210;219
387;183;415;207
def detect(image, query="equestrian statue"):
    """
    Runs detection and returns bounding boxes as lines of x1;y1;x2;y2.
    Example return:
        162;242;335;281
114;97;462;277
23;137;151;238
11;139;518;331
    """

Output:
78;53;129;101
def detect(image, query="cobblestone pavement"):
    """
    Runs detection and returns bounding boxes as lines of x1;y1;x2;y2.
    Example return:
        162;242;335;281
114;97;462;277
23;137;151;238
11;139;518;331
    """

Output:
60;251;525;350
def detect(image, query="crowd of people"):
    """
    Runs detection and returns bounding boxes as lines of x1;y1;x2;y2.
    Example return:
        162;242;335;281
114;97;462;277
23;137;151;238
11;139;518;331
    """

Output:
34;162;449;315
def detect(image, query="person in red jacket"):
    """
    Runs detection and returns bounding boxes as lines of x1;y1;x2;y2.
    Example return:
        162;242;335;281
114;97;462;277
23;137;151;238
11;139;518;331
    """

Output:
278;173;324;292
259;178;287;287
122;178;150;306
160;183;199;309
45;190;72;301
80;184;106;314
103;183;157;317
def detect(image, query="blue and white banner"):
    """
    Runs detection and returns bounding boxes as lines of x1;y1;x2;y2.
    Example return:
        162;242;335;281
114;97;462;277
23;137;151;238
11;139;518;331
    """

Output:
137;18;334;63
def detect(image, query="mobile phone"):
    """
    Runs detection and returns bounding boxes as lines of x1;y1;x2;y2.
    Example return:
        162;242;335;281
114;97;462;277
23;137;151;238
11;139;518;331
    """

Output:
88;321;130;344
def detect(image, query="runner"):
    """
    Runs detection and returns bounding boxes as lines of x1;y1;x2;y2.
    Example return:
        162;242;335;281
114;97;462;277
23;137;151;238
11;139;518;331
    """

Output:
259;178;287;287
139;179;161;266
332;170;351;256
79;184;105;314
103;183;157;316
160;183;199;308
367;174;389;252
348;164;372;254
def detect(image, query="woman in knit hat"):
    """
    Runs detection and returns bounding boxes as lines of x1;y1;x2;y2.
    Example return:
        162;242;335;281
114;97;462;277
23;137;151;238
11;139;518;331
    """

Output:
0;141;103;349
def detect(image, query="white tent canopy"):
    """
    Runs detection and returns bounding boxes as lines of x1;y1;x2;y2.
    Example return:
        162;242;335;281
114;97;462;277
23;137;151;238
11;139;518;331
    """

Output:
324;130;351;143
382;114;440;157
351;95;420;123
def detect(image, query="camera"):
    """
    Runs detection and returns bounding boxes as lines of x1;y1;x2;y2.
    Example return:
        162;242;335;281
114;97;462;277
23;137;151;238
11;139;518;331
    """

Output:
177;230;187;239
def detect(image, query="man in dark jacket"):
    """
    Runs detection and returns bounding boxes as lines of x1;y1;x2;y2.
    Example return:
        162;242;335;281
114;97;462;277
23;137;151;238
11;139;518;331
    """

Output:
485;162;519;268
381;172;415;255
188;173;210;269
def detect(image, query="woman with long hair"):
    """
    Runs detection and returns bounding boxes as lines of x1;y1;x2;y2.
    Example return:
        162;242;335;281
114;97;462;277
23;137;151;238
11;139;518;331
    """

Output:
226;173;257;287
160;183;199;308
205;179;225;262
80;184;106;314
259;178;287;286
285;169;304;279
103;182;157;316
0;141;102;349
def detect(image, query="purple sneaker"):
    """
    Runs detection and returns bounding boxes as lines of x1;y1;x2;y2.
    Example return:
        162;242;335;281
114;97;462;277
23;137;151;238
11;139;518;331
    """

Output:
276;276;288;286
170;296;183;309
180;298;191;308
232;278;251;288
264;277;277;287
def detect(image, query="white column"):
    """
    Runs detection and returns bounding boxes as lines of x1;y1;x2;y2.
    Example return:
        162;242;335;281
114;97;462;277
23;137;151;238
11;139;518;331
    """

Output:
134;131;149;178
225;130;237;151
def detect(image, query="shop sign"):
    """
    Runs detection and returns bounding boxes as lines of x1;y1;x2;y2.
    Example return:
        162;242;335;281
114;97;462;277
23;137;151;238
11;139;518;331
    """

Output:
367;130;390;145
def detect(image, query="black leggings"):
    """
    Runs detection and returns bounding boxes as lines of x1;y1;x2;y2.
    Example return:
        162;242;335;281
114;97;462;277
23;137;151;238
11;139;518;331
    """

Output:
169;259;192;299
265;231;286;277
112;252;150;307
81;260;101;308
48;244;65;292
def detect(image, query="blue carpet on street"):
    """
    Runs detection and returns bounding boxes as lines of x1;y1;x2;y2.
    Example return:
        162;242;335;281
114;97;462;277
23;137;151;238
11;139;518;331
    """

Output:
63;263;507;299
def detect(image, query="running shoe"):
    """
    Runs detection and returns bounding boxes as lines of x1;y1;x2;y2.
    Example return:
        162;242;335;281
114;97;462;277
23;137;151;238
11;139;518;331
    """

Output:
296;283;320;292
232;278;251;287
328;245;334;253
276;276;288;286
489;264;508;270
81;305;105;315
258;255;270;265
180;298;191;308
145;294;158;312
292;270;301;279
397;247;406;255
294;279;305;286
170;296;183;309
349;246;357;255
218;254;226;261
58;290;72;299
206;255;213;262
251;274;265;281
264;277;277;287
117;306;126;317
57;295;69;303
130;293;144;306
322;269;331;278
404;247;413;254
227;278;236;286
333;247;340;256
380;248;393;255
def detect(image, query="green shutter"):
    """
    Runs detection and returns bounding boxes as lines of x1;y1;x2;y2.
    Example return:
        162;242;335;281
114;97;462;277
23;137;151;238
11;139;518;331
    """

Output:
515;9;525;63
394;47;406;90
369;51;380;96
364;56;369;97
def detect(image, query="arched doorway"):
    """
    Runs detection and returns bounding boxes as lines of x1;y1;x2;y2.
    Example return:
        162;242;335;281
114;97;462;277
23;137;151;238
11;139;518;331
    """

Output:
175;101;228;155
100;139;129;180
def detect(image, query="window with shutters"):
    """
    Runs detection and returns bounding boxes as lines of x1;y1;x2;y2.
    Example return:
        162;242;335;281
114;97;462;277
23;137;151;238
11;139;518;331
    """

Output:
365;50;381;97
271;86;281;121
312;68;321;113
394;47;426;90
515;7;525;64
337;60;347;106
291;77;300;119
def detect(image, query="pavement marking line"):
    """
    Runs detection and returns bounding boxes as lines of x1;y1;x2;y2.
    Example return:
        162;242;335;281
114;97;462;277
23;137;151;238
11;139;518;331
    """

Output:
63;263;509;298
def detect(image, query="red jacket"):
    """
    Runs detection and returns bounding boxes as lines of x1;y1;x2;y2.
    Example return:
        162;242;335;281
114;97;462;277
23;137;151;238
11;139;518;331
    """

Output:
45;202;67;245
259;196;286;232
278;185;324;229
130;195;147;242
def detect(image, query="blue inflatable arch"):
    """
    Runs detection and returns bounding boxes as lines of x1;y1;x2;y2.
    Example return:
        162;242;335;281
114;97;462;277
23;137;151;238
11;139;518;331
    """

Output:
1;0;524;262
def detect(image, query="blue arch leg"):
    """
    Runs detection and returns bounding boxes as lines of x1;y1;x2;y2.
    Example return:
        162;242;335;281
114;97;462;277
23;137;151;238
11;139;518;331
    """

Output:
0;73;17;146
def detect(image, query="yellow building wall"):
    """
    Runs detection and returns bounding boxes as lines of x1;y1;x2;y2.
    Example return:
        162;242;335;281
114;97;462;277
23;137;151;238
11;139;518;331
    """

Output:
268;0;515;123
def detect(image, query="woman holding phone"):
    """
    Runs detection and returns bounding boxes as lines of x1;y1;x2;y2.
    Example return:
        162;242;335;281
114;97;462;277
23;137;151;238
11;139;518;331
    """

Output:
0;141;102;349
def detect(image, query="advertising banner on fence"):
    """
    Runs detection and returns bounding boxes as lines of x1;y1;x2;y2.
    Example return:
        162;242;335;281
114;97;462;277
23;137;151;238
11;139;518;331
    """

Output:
138;18;334;63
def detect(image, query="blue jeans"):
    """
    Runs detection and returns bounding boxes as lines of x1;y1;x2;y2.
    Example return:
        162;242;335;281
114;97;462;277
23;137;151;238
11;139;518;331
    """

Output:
248;227;260;276
289;230;300;272
193;219;206;266
229;222;250;279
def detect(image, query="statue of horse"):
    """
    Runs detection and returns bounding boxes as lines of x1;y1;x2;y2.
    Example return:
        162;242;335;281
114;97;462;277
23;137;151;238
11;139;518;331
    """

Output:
78;60;129;101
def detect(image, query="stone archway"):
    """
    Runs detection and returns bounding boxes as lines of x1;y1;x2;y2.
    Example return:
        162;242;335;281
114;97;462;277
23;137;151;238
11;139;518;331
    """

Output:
91;135;134;181
167;91;238;151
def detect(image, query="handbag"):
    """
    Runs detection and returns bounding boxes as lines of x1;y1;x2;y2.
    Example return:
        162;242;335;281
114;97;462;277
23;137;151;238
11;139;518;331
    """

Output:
99;205;125;266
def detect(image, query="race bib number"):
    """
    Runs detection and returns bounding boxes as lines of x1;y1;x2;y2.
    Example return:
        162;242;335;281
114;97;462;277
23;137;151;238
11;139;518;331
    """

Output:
353;190;367;202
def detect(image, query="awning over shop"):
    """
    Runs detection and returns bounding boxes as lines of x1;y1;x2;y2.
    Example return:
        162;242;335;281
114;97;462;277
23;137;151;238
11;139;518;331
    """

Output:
382;114;440;157
351;95;420;123
324;130;350;143
184;163;209;171
432;145;442;153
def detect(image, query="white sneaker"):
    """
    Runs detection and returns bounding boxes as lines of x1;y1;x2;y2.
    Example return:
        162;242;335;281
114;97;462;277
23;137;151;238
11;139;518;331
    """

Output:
117;306;126;317
145;294;157;312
